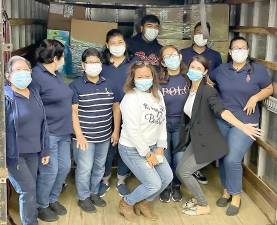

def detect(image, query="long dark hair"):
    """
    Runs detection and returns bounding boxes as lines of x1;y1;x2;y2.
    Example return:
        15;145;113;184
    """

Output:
124;61;160;100
159;45;189;85
102;29;133;64
187;55;210;85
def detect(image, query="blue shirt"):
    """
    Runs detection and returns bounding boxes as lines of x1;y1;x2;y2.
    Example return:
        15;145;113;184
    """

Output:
5;86;50;166
102;59;135;102
31;63;73;136
70;75;115;143
210;62;272;123
180;46;222;72
127;33;162;66
15;91;44;154
160;74;190;118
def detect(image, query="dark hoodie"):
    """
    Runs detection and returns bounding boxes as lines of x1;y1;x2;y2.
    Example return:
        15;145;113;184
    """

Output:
127;33;162;66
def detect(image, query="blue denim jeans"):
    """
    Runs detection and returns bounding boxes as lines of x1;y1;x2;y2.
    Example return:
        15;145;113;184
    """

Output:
37;135;71;208
103;143;130;178
73;140;110;200
118;144;173;205
216;119;254;195
164;117;182;188
8;154;39;225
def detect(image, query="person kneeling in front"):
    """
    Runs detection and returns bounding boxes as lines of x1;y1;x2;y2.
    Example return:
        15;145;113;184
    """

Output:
118;61;173;221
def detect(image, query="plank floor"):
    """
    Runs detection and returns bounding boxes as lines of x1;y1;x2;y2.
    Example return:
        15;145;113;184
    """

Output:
9;166;270;225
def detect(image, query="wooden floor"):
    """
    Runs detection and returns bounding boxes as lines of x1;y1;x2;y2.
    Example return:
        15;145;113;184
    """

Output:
9;166;270;225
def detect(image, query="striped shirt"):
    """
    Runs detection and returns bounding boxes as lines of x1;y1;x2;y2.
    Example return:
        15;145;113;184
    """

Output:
69;75;115;143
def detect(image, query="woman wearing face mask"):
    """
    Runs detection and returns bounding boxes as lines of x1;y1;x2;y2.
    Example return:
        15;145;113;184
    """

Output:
118;61;173;221
158;45;190;203
31;39;74;222
175;55;262;216
210;37;273;216
100;29;135;197
69;48;121;212
5;56;50;225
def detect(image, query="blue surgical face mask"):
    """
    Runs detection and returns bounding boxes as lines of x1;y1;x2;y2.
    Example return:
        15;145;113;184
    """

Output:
134;79;153;92
10;70;32;89
164;54;181;70
187;69;204;81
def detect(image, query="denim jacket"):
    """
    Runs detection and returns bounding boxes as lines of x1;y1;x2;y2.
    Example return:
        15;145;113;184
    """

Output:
5;85;50;166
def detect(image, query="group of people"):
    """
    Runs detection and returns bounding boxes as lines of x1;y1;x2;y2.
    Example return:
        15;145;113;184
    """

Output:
4;14;273;225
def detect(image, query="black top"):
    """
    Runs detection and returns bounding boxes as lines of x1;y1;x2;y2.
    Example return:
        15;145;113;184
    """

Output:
174;80;229;164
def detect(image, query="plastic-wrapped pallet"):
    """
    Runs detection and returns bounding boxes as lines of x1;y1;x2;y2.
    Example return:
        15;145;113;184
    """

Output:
146;4;229;41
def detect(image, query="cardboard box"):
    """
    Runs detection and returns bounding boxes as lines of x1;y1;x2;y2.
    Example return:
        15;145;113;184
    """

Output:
71;19;117;45
47;3;86;31
70;19;118;76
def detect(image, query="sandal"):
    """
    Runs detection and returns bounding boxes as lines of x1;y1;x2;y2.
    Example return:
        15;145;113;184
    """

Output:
182;198;197;209
182;205;210;216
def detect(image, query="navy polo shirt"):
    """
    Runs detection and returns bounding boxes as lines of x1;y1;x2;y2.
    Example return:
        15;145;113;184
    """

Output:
15;91;44;154
31;63;73;136
70;75;116;143
180;46;222;72
160;74;190;118
102;58;135;102
210;62;272;123
127;33;162;66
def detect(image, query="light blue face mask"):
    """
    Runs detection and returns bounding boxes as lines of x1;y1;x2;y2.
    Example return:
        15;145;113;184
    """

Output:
134;79;153;92
187;69;204;81
10;70;32;89
164;54;181;70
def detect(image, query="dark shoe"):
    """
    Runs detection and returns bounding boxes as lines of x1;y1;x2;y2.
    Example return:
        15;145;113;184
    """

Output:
38;207;58;222
78;198;97;213
49;201;67;215
216;196;232;207
226;202;241;216
172;186;182;202
193;171;208;185
90;194;107;207
116;183;129;197
99;182;110;197
159;188;171;203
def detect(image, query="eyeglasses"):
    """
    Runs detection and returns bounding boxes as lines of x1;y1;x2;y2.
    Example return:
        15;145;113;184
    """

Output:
163;53;179;60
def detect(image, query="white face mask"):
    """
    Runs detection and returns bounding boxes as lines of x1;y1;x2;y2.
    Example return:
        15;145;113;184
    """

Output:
144;28;159;42
193;34;208;47
85;63;102;77
56;57;65;72
231;49;249;63
109;44;126;57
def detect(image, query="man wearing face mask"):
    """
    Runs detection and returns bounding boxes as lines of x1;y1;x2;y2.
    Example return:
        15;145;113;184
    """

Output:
180;22;222;72
31;39;74;222
127;15;162;66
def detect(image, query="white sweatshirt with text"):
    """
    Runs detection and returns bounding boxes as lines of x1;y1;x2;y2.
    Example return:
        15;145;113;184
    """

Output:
119;88;167;157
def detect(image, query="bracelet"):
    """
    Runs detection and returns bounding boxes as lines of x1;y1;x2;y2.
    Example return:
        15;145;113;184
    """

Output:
145;152;152;159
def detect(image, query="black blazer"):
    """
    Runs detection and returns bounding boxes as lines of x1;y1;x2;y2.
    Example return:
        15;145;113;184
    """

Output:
174;80;229;164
